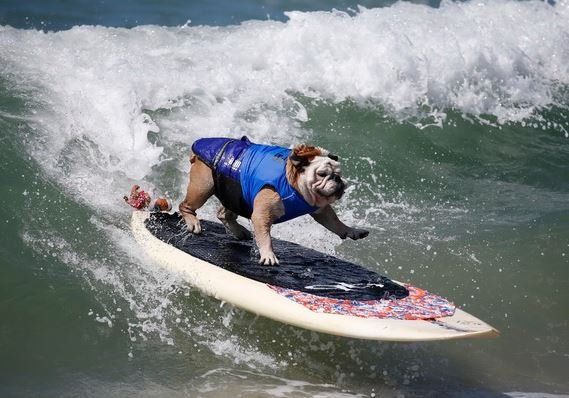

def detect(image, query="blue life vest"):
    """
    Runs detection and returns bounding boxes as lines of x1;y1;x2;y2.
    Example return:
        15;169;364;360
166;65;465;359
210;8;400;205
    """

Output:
192;137;319;223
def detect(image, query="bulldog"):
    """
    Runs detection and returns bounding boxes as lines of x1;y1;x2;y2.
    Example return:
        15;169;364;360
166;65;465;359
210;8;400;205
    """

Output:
179;136;369;265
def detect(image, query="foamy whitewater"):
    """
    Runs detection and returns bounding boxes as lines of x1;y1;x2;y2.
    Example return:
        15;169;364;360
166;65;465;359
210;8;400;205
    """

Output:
1;0;568;396
2;0;568;204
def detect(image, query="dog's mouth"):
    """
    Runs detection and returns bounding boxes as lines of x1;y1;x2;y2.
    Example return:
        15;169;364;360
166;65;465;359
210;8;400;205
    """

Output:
334;183;345;199
315;176;345;200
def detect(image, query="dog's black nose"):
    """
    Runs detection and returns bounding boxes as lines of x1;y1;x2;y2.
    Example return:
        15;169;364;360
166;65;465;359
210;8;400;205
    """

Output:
332;174;342;183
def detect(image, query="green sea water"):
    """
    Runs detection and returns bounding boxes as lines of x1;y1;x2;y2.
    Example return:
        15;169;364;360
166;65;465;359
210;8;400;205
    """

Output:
1;1;568;397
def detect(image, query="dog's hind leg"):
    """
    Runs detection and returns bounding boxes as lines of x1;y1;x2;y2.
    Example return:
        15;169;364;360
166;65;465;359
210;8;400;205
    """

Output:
217;207;252;240
179;156;214;234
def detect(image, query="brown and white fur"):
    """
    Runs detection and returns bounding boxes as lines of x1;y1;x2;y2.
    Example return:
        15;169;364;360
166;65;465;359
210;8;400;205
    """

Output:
179;143;369;265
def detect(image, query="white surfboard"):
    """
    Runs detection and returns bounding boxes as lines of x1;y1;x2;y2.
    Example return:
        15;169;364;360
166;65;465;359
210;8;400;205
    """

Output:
131;211;499;341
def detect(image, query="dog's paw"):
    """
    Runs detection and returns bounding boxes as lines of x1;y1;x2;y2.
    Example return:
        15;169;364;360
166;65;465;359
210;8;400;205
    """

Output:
259;250;280;266
183;216;202;234
346;227;369;240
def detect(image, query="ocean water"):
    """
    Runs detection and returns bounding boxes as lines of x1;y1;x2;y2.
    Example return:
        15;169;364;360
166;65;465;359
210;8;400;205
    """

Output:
1;0;568;397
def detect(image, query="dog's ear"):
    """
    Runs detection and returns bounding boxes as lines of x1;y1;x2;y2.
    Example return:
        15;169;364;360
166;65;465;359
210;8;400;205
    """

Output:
290;144;322;169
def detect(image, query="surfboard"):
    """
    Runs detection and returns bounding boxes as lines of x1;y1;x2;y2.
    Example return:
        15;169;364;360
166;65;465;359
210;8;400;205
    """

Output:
131;211;499;341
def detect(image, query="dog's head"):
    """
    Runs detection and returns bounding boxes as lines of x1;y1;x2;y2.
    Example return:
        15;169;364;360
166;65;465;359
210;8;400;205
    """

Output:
287;144;346;207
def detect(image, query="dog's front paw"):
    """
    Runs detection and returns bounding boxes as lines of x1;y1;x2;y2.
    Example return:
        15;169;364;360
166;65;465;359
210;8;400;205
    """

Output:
259;250;280;266
183;215;202;234
346;228;369;240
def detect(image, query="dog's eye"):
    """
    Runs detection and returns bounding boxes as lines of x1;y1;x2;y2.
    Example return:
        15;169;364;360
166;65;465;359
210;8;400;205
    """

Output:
317;170;328;177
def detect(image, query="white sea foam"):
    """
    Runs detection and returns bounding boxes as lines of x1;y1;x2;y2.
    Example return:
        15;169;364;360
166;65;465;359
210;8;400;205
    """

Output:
1;0;567;211
191;368;368;397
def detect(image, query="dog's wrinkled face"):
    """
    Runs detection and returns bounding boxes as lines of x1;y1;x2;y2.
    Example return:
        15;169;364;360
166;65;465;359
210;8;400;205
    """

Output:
305;156;345;203
287;144;346;207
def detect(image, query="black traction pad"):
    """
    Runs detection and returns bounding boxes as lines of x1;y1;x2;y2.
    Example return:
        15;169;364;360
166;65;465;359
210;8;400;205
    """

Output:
145;213;408;301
